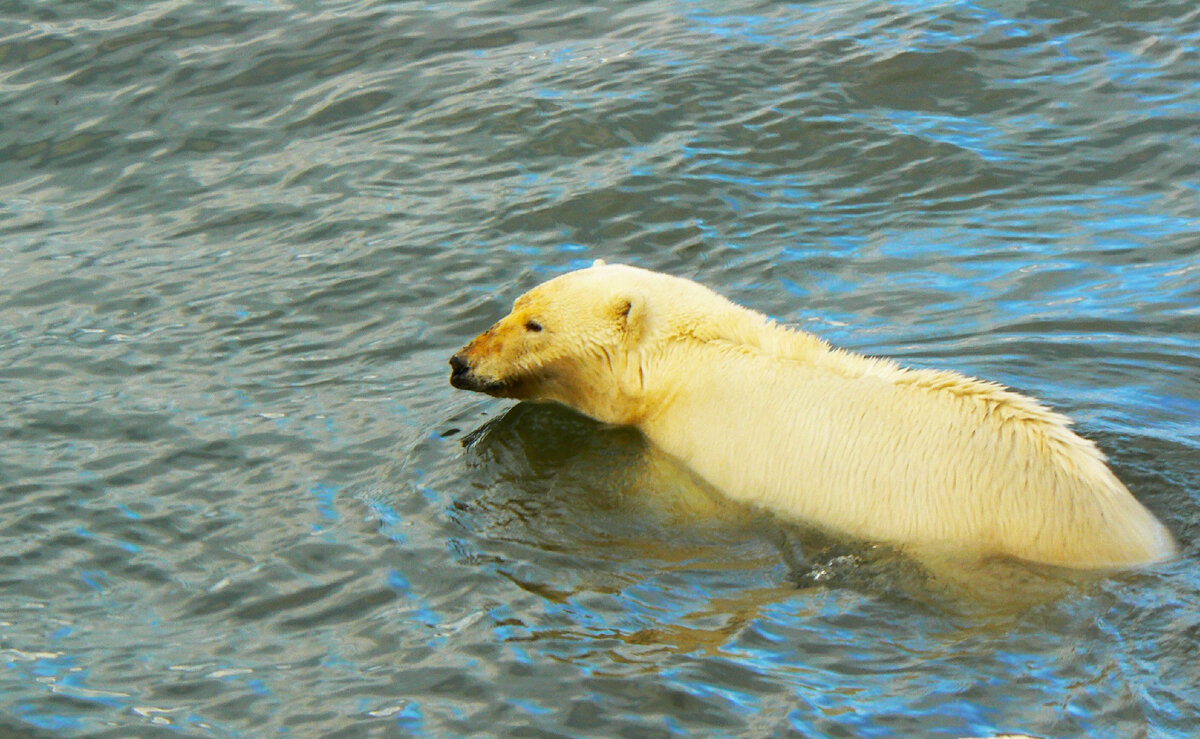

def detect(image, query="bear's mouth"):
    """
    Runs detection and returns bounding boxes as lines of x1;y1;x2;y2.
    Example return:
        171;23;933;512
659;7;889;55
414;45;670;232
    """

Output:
457;374;528;399
451;372;512;396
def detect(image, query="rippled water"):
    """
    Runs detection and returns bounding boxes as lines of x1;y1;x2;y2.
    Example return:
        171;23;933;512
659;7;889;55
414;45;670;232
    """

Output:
1;0;1198;736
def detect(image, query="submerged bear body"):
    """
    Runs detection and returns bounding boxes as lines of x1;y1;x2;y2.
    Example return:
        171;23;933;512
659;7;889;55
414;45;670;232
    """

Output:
449;262;1175;569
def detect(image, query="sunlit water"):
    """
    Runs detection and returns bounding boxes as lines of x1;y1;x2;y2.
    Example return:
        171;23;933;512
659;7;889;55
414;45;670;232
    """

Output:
1;0;1198;736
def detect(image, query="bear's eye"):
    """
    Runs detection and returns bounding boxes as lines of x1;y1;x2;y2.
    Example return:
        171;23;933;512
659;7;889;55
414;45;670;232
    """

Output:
524;320;543;333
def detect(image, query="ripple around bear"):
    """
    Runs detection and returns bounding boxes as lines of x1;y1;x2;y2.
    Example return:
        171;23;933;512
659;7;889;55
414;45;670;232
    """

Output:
449;260;1175;570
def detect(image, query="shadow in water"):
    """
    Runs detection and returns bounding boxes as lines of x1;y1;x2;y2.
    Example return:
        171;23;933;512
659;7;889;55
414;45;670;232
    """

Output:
455;401;771;561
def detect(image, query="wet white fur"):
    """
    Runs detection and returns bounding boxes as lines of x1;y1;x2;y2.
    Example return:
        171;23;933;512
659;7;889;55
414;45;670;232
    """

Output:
458;262;1175;568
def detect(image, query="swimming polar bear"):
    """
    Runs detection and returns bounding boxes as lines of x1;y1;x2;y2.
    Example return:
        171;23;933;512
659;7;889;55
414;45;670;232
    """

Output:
449;261;1175;569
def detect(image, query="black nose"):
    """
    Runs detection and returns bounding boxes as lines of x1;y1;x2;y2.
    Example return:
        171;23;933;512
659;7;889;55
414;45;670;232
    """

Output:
449;354;469;377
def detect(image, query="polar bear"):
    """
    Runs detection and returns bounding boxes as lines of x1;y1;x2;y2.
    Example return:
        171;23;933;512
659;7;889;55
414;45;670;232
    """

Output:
449;261;1175;569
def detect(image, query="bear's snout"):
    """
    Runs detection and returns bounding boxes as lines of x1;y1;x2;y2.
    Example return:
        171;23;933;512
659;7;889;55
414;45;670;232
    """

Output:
449;353;473;389
449;349;523;397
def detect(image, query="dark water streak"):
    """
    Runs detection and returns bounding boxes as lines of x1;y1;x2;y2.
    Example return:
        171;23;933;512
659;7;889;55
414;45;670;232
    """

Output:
1;0;1198;736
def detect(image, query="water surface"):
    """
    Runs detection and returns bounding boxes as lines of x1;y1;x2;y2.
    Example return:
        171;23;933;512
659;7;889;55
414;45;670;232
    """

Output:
1;0;1198;736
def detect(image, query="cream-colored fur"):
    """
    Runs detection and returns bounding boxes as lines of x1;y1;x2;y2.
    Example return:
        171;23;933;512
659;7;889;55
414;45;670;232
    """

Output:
449;261;1176;569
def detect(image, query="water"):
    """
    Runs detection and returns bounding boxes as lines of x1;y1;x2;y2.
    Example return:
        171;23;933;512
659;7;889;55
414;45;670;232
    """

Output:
1;0;1198;735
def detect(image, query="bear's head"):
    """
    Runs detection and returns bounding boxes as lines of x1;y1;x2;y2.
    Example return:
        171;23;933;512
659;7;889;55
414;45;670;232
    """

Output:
449;260;655;425
450;260;766;425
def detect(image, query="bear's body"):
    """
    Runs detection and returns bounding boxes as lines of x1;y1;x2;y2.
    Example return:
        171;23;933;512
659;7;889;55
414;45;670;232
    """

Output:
449;262;1175;569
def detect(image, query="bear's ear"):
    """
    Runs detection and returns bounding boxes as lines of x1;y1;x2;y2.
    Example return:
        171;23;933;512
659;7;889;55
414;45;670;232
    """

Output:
613;292;646;343
592;258;606;268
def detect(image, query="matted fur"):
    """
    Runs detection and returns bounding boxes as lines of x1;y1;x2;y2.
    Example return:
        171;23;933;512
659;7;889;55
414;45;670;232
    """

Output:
450;262;1175;569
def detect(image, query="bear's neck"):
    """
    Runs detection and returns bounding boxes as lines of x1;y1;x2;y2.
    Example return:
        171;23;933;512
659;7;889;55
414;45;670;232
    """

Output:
631;334;836;509
647;308;867;383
